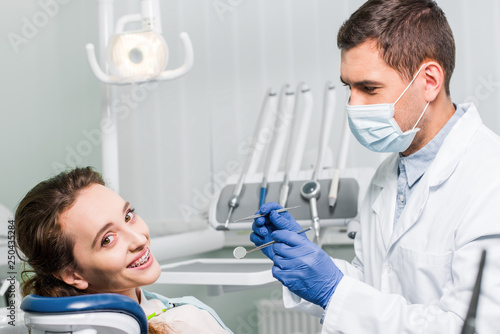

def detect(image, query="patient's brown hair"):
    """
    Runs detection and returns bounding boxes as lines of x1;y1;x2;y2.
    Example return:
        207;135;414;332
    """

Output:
15;167;173;334
15;166;104;298
337;0;455;96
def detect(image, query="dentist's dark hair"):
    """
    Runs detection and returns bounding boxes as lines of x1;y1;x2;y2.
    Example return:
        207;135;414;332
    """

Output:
15;166;105;298
337;0;455;96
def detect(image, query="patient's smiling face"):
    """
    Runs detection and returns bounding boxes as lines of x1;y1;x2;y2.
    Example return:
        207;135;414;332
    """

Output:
58;183;161;302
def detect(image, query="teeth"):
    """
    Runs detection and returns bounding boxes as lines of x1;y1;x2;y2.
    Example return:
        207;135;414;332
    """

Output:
129;248;150;268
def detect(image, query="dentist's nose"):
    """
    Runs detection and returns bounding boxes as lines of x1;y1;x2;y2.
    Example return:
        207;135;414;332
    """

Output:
348;91;365;106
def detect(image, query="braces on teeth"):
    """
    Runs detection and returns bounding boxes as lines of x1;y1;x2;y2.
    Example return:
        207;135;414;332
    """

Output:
129;248;150;268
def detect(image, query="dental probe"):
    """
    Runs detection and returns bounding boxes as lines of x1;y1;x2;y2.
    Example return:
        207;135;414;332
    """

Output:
230;205;300;223
223;89;277;229
233;227;311;259
301;82;335;245
279;83;307;207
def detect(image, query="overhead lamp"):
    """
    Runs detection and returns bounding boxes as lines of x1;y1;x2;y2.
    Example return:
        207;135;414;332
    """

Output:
86;0;193;85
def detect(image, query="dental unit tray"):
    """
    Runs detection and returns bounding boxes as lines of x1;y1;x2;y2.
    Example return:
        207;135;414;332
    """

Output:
156;259;274;286
209;168;367;231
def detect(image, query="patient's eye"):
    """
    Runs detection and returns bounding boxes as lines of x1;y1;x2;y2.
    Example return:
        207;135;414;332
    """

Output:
125;208;135;223
102;234;116;246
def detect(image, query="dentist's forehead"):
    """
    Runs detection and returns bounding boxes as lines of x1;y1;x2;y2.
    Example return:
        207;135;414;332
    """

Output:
340;41;399;85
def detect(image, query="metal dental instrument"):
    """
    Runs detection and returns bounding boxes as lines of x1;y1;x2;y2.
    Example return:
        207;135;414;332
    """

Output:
222;89;277;230
233;227;311;259
279;83;307;207
230;205;300;223
259;85;293;208
301;82;336;244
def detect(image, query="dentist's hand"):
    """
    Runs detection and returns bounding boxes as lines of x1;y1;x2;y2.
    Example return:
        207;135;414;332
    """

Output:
271;229;343;309
250;202;304;260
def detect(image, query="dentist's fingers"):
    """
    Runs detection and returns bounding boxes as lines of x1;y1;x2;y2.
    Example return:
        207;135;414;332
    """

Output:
268;209;303;232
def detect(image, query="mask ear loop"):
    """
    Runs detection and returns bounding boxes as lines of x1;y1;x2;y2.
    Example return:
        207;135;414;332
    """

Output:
394;63;428;106
412;101;430;131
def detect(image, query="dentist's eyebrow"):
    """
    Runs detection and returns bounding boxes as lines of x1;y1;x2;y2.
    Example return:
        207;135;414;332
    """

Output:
340;76;383;87
91;202;130;248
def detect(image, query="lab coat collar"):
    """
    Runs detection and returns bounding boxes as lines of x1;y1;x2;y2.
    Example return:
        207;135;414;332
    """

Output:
371;103;480;188
371;102;482;249
371;153;399;188
371;154;398;248
426;102;481;187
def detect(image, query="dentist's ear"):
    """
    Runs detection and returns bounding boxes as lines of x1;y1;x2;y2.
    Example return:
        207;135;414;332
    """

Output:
422;61;444;102
54;267;89;290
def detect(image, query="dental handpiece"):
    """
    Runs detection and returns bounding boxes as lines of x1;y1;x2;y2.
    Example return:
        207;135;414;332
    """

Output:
300;82;335;245
280;83;307;207
223;89;277;229
224;194;240;228
300;180;321;244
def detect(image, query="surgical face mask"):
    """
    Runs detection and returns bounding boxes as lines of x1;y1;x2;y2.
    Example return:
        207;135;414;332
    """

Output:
346;64;430;153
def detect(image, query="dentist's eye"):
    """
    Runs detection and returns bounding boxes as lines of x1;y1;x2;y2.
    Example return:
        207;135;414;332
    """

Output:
363;86;378;94
102;234;116;246
125;208;136;222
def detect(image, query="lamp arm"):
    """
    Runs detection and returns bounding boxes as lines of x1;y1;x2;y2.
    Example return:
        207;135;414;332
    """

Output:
155;32;194;81
85;43;124;85
115;13;142;34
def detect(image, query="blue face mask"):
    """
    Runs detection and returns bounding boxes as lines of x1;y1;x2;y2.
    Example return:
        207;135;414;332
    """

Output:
346;64;430;153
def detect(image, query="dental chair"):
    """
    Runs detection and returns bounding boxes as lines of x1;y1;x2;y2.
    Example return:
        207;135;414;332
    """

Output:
20;293;148;334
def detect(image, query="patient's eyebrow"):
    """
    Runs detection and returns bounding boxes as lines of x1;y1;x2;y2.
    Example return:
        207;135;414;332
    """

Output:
92;222;113;248
91;202;130;248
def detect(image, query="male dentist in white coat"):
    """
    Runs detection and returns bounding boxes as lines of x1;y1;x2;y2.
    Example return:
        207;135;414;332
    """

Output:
251;0;500;332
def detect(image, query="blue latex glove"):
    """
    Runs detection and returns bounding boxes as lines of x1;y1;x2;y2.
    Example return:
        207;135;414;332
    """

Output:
250;202;304;260
271;229;344;309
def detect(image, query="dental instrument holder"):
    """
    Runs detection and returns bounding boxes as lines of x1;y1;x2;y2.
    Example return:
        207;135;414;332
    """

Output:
156;168;373;295
209;168;364;232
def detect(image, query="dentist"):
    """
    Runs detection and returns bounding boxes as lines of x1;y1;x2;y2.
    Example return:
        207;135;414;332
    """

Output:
251;0;500;332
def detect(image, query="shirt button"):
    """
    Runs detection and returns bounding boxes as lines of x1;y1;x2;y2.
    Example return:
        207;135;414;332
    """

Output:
401;159;405;165
399;194;405;202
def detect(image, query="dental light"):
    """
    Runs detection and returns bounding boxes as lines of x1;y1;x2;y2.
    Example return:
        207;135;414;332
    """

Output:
86;0;193;85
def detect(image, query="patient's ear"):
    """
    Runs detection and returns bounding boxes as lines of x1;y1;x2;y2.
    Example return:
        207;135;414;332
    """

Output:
54;267;89;290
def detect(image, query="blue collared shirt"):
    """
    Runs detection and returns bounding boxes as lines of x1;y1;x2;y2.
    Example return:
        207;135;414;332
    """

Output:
393;104;466;225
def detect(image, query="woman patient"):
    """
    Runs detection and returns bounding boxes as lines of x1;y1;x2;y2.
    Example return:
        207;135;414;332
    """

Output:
15;166;233;334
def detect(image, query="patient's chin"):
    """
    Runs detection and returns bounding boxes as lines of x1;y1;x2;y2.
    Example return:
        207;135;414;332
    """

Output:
148;257;162;283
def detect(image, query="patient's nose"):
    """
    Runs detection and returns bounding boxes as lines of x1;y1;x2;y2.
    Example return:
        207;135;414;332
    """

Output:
125;227;148;252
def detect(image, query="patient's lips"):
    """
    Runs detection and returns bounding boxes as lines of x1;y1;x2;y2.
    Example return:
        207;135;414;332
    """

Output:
127;247;152;269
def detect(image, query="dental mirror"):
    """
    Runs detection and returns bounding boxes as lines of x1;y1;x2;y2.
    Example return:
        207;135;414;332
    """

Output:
233;227;312;259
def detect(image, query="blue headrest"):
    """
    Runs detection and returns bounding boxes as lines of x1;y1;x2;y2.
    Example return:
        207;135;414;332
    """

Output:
21;293;148;334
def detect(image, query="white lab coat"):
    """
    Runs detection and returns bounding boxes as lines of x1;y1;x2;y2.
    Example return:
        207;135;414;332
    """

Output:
283;103;500;333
